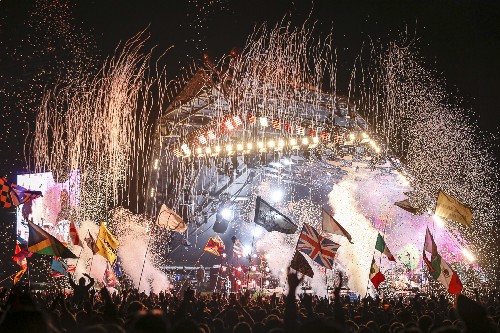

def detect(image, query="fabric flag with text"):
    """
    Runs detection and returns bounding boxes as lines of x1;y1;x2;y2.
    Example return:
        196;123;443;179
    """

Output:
290;251;314;278
98;223;119;250
204;236;225;256
369;257;385;289
96;237;117;264
435;190;473;227
0;177;42;209
322;208;353;243
28;220;77;258
254;196;297;234
375;233;396;261
157;203;187;233
69;220;82;247
84;231;99;254
297;223;340;269
423;229;463;294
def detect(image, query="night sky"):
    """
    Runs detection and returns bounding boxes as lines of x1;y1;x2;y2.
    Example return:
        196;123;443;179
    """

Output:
0;0;499;277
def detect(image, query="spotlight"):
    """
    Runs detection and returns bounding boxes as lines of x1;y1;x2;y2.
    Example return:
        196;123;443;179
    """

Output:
215;146;221;153
237;143;244;151
237;280;242;285
268;140;275;148
222;253;227;258
220;208;233;220
312;136;319;144
265;280;270;286
214;204;234;233
257;141;264;149
181;143;191;155
271;189;283;202
226;144;233;152
433;214;445;228
205;147;212;154
301;137;309;145
259;117;269;127
246;142;253;150
290;138;297;146
265;267;270;273
222;266;227;272
349;133;356;141
196;147;203;155
278;140;285;148
462;248;475;262
237;267;242;272
252;227;262;237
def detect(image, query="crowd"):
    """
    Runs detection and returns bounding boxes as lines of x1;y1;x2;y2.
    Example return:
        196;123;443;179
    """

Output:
0;269;498;333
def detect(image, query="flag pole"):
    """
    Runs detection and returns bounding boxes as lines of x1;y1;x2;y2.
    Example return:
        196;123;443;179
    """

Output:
0;273;17;284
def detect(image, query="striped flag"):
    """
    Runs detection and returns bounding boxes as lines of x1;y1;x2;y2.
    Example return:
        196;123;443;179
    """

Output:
69;220;82;247
272;119;280;129
375;233;396;262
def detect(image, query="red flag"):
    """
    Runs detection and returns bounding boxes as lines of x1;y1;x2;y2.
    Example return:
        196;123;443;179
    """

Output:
69;221;82;247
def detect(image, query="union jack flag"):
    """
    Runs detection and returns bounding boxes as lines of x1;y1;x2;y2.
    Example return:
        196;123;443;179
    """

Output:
296;223;340;269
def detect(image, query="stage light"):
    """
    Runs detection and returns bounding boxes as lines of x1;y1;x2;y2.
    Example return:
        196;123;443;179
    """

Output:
207;130;216;140
220;208;233;220
222;253;227;258
233;115;243;127
349;133;356;141
301;137;309;145
196;147;203;155
226;144;233;152
268;140;275;148
290;138;297;146
462;248;475;262
362;132;368;139
222;266;227;272
237;280;241;285
247;142;253;150
312;136;319;144
265;280;270;286
278;139;285;148
259;117;269;127
181;143;190;155
205;147;212;154
252;227;262;237
199;135;207;144
271;189;283;202
237;266;242;272
433;214;445;228
243;245;251;256
215;146;221;153
237;143;244;151
257;141;264;149
265;267;270;273
225;119;234;130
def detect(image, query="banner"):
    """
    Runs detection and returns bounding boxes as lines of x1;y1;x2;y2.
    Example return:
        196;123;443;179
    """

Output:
435;190;472;227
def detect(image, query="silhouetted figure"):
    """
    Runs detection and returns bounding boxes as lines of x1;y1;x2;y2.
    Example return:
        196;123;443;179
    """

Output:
68;273;94;306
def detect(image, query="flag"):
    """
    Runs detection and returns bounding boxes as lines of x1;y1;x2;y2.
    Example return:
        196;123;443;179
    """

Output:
96;237;117;264
69;220;82;247
98;223;119;250
296;223;340;269
232;239;244;257
322;208;352;243
66;264;76;272
103;262;120;290
435;190;473;227
51;257;69;278
369;257;385;289
12;243;31;269
204;236;225;256
157;203;187;233
290;251;314;278
424;251;463;294
254;196;297;234
27;220;77;258
113;256;123;277
394;199;419;215
422;228;463;294
12;243;31;285
424;227;438;256
84;232;98;254
375;233;396;262
0;177;42;209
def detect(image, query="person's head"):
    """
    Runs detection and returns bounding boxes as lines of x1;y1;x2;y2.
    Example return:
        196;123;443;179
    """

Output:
233;322;251;333
79;277;86;286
